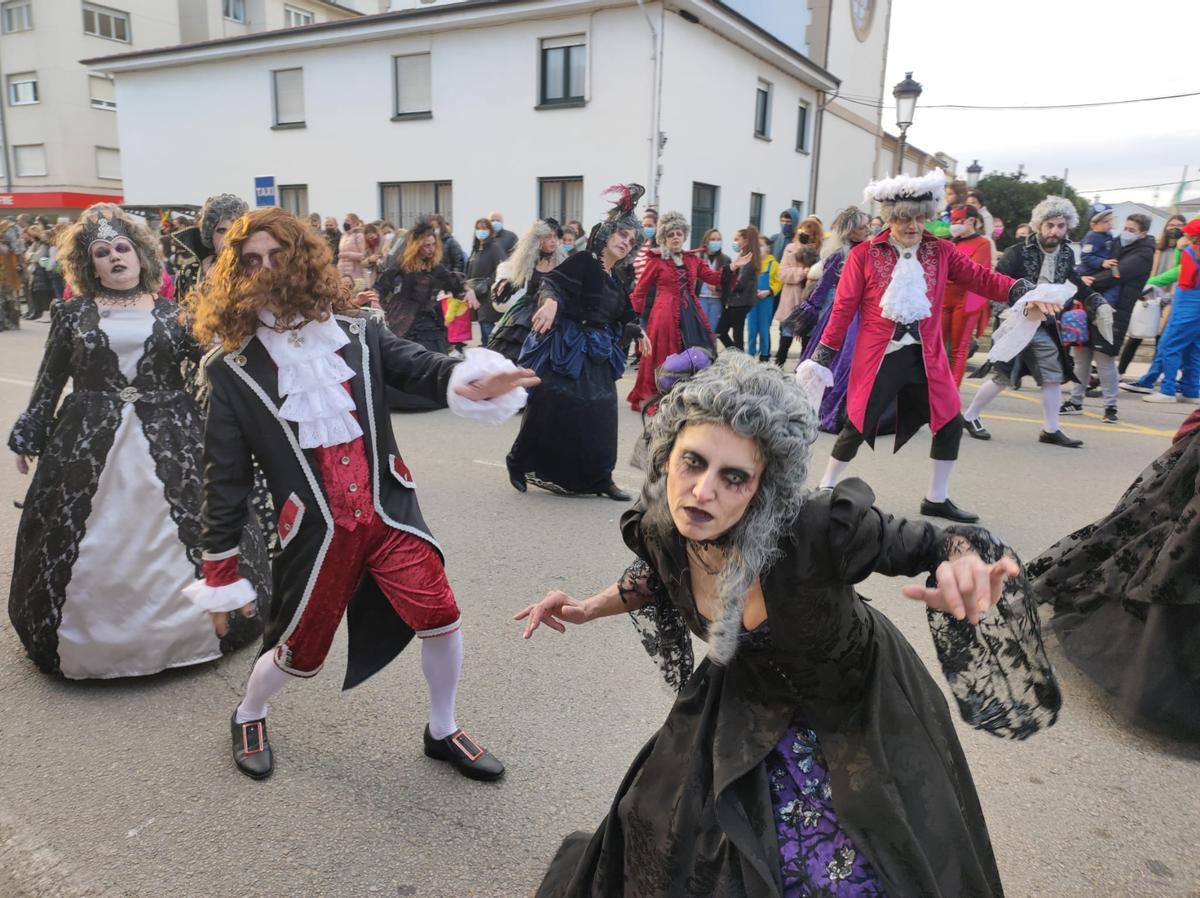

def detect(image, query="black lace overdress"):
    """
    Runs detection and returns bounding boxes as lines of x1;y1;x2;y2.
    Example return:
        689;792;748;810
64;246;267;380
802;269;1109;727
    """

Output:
7;297;269;677
375;264;464;411
536;480;1061;897
1028;419;1200;739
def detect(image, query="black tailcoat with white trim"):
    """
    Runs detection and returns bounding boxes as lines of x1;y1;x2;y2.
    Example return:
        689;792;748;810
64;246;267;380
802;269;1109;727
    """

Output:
200;311;457;689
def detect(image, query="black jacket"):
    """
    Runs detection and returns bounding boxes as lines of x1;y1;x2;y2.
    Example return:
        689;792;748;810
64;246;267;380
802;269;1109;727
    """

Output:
467;239;509;323
201;311;458;688
1084;234;1154;349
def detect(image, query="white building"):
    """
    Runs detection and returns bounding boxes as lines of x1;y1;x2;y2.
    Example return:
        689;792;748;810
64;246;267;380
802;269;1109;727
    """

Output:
0;0;359;218
90;0;898;242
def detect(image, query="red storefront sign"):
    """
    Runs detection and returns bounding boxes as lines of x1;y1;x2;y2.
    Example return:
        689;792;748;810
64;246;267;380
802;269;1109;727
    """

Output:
0;191;124;209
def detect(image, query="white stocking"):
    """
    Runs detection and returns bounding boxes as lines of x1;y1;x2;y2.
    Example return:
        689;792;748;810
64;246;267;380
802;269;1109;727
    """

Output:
1041;384;1062;433
421;628;463;740
926;459;955;504
819;457;851;489
236;650;293;722
964;379;1004;422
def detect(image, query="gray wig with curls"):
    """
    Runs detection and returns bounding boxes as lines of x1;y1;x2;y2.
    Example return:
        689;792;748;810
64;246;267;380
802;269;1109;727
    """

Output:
639;352;819;664
1030;195;1079;230
199;193;250;250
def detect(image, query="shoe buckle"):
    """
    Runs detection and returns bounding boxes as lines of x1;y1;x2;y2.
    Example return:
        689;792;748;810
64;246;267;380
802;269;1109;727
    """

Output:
242;720;265;755
451;730;485;762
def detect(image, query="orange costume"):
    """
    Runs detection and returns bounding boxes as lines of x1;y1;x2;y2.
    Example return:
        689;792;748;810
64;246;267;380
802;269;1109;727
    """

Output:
941;220;993;385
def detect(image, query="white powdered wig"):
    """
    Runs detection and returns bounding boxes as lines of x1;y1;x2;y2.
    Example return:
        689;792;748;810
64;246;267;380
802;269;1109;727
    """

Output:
863;169;947;207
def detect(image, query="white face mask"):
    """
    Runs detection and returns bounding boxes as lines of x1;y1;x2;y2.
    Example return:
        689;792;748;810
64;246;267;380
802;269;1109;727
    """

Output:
949;223;967;238
1118;229;1138;245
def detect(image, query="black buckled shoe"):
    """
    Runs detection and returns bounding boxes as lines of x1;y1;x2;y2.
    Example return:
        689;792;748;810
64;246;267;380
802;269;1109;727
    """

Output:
919;498;980;523
597;483;631;502
230;712;273;780
964;417;991;440
505;457;527;493
423;726;505;782
1039;429;1083;449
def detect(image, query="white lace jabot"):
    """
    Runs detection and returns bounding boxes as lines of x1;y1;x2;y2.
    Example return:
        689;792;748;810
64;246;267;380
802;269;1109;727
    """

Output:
878;240;931;325
256;311;362;449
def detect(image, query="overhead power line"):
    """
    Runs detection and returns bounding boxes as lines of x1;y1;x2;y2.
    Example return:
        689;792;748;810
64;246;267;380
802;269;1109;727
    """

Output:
1076;177;1198;194
834;89;1200;112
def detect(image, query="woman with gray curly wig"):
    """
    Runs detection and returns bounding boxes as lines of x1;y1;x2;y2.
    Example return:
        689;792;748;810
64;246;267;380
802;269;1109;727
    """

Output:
171;193;249;303
518;351;1061;897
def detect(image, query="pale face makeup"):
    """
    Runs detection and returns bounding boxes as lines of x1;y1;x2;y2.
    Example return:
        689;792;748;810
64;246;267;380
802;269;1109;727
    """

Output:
239;229;285;273
889;214;927;248
540;233;559;254
605;227;636;262
90;237;142;291
664;229;687;253
665;423;764;542
211;217;234;255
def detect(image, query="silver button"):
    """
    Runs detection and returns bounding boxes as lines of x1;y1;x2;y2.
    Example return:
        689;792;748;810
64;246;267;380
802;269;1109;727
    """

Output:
903;252;912;259
353;508;362;518
235;354;247;366
118;386;141;403
340;456;350;465
348;483;358;493
349;322;361;335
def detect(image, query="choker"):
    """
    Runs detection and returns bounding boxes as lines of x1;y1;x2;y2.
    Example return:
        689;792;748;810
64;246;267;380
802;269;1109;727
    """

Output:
95;284;147;305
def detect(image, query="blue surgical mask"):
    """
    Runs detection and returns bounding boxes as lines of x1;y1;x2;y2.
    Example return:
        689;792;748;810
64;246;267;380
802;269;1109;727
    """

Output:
707;240;722;254
475;229;490;241
643;226;656;239
730;241;741;254
490;220;503;232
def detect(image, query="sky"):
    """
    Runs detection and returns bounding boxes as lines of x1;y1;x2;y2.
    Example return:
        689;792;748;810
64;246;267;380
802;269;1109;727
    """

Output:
880;0;1197;208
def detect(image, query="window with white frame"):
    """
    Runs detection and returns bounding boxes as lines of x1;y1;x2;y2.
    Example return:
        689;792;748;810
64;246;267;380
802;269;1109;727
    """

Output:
796;100;810;152
283;5;313;27
754;79;772;139
538;177;583;224
82;3;130;42
379;181;452;229
539;36;585;106
7;72;37;106
89;75;116;110
272;68;305;127
223;0;246;23
393;53;431;118
279;185;309;217
14;144;46;177
95;146;121;180
1;0;32;33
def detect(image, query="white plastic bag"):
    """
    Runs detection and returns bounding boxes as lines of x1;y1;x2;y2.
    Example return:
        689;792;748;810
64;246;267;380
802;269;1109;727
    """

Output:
1127;297;1162;340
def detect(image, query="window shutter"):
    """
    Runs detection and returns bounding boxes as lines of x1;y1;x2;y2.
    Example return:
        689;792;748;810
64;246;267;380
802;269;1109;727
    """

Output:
90;75;116;106
274;68;305;125
394;54;431;115
14;144;46;177
95;147;121;180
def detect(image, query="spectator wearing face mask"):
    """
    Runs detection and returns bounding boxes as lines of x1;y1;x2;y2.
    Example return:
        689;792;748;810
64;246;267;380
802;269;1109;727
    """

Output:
745;234;783;362
336;213;367;283
429;214;466;275
563;221;587;255
323;216;340;264
942;205;994;385
1154;214;1188;276
486;211;518;257
467;216;509;348
715;226;759;351
696;228;729;331
770;208;799;262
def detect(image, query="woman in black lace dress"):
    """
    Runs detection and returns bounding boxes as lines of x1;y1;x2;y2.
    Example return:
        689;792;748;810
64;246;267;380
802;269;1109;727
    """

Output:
1029;409;1200;740
7;204;268;679
488;217;568;363
517;352;1061;897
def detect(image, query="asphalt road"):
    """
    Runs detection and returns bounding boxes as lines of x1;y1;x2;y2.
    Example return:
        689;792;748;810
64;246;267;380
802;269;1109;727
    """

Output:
0;321;1197;898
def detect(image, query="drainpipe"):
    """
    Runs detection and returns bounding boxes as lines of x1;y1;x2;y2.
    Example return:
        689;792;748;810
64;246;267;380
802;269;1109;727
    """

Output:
635;0;664;208
0;44;11;192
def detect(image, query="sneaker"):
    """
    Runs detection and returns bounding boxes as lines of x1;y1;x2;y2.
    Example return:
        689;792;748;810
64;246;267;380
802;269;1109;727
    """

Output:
1102;406;1118;424
1142;392;1178;403
1120;382;1153;394
964;417;991;440
1179;396;1200;405
1059;401;1083;416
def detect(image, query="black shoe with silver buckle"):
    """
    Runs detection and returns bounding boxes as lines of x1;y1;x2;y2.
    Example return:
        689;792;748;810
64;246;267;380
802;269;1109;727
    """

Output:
964;417;991;440
230;711;273;780
919;497;980;523
423;726;505;781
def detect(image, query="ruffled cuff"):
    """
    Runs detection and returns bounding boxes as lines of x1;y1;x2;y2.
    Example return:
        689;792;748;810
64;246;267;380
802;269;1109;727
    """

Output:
445;347;527;425
183;577;256;613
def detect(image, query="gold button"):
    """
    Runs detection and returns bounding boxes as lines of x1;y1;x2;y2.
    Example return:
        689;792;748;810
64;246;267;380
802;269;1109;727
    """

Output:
353;509;362;518
348;483;358;493
340;456;350;465
283;523;291;531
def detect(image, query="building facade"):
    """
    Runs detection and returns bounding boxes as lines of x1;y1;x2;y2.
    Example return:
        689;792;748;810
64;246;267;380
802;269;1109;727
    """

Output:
0;0;358;218
91;0;897;242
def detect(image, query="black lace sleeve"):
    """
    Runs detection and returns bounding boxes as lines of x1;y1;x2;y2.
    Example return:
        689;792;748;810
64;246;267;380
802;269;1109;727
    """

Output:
925;526;1062;740
619;559;694;693
8;301;72;456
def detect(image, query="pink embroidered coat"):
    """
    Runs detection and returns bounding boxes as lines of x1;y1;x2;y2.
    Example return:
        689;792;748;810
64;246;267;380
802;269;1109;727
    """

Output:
819;230;1016;436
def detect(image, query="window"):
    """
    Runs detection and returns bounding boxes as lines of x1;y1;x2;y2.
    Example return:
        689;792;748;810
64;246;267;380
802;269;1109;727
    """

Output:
539;177;583;224
2;0;32;33
393;53;431;118
7;72;37;106
379;180;452;228
749;192;764;231
796;100;810;152
14;144;46;177
223;0;246;22
279;185;309;217
95;146;121;180
539;36;585;107
82;3;130;42
691;182;719;248
791;199;805;218
272;68;305;127
753;80;771;139
89;75;116;110
284;5;313;27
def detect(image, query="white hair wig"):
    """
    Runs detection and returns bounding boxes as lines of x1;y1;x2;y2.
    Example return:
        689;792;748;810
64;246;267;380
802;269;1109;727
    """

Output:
495;219;568;290
1030;196;1079;230
656;210;690;246
865;169;946;226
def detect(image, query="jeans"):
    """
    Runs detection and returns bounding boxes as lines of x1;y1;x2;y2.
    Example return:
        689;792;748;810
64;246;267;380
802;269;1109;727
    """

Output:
479;321;494;348
1070;346;1119;406
745;296;774;357
699;297;723;333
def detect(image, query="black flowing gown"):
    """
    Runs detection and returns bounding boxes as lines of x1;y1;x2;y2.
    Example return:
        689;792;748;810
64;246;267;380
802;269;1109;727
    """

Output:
1028;411;1200;740
508;252;636;494
536;480;1061;897
375;264;464;411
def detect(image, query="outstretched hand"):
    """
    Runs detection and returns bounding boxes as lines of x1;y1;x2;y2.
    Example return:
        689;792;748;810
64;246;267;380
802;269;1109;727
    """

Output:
14;453;32;475
208;602;257;638
514;591;591;638
901;553;1018;625
453;366;540;402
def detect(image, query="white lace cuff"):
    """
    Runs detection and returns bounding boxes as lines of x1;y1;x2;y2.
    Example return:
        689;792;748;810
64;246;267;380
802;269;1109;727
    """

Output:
182;578;257;613
445;347;527;425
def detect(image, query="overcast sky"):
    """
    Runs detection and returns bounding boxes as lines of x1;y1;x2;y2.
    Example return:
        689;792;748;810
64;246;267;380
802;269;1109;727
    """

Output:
881;0;1197;208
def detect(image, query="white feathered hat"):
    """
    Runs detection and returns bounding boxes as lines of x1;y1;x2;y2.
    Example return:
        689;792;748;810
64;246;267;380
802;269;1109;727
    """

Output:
863;169;946;206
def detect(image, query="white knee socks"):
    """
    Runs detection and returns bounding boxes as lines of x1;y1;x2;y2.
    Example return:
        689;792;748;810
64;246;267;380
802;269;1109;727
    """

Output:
820;457;851;489
964;379;1003;422
236;650;293;723
1041;384;1062;433
421;628;463;740
926;459;955;504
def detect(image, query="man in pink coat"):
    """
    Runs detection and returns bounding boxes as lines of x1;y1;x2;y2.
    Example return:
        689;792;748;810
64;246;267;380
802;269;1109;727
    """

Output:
798;170;1052;523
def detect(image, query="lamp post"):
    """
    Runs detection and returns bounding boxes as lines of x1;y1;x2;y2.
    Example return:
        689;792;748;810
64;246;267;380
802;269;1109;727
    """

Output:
966;160;982;189
892;71;922;176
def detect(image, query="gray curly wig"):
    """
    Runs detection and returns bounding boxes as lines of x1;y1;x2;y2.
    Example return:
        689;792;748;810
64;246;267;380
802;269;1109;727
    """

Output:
656;210;690;246
199;193;249;250
880;197;941;225
1030;195;1079;230
587;183;646;257
640;352;819;663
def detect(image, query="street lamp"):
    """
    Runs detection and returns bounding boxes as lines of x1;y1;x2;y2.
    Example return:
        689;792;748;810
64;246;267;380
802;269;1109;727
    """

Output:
966;160;982;189
892;71;922;176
